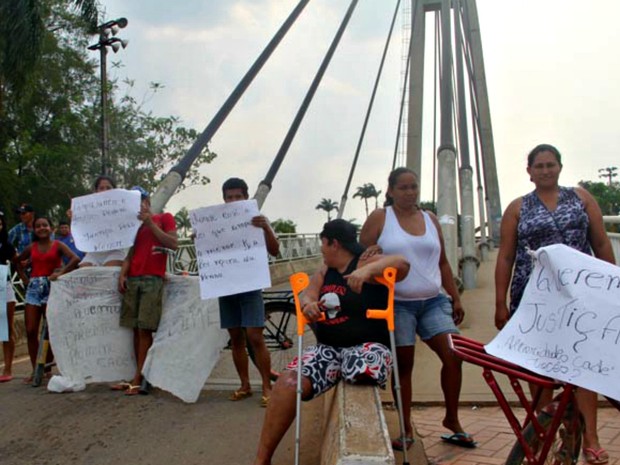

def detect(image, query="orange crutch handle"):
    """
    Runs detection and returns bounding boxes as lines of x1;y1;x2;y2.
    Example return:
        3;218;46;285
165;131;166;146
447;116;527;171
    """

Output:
289;272;325;336
365;267;397;331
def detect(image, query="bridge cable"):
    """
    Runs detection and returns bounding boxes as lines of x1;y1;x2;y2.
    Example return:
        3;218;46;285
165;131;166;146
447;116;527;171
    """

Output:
432;11;441;205
336;0;402;218
150;0;311;212
391;1;414;171
253;0;359;209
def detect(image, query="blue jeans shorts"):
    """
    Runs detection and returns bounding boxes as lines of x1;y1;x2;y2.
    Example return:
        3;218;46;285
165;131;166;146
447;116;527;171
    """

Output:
25;277;51;307
394;294;458;347
286;342;392;400
218;290;265;329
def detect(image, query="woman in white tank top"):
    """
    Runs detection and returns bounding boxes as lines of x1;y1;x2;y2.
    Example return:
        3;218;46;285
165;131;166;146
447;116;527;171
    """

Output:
360;168;475;450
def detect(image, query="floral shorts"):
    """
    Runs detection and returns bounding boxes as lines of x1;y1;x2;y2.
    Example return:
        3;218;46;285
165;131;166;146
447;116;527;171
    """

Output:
286;342;392;400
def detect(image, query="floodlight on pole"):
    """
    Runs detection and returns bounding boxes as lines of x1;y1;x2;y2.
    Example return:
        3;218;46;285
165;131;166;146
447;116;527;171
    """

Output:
88;17;129;176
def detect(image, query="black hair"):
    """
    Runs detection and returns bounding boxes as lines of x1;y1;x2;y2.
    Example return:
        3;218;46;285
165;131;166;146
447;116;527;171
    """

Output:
527;144;562;168
222;177;249;198
0;214;8;247
58;220;70;227
383;167;418;207
94;175;117;191
32;216;53;242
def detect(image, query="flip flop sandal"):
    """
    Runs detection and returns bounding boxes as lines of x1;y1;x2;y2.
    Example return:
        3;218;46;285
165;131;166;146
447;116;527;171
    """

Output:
583;447;610;465
441;432;478;448
110;382;132;391
124;385;142;396
260;396;270;408
0;375;13;383
229;389;253;401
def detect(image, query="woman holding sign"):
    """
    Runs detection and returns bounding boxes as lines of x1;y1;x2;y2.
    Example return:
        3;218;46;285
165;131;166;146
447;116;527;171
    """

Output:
495;144;615;465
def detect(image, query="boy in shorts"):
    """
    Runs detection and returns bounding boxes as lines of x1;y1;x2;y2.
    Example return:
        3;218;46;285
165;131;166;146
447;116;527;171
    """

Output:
219;178;279;407
117;187;177;395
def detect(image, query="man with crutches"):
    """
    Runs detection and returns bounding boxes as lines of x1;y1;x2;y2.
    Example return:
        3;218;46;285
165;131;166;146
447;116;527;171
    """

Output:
252;219;410;465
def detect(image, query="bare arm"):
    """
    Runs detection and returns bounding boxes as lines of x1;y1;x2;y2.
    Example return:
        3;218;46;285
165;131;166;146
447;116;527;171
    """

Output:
359;209;385;247
252;215;280;256
16;244;32;264
345;254;410;293
118;248;133;293
49;241;80;280
575;187;616;265
299;265;327;323
140;210;178;251
494;198;521;329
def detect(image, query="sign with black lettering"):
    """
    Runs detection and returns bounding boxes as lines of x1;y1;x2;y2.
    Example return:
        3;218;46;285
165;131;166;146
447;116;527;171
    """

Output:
71;189;141;252
486;244;620;401
190;200;271;299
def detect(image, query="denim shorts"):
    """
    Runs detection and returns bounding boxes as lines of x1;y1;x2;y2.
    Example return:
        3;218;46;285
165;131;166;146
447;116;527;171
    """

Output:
25;277;51;307
286;342;392;400
218;290;265;329
394;294;459;347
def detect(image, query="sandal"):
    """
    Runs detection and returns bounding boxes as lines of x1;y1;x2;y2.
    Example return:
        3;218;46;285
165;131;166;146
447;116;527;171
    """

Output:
583;448;609;465
260;396;270;408
391;436;414;451
110;382;132;391
0;375;13;383
229;389;253;401
124;385;142;396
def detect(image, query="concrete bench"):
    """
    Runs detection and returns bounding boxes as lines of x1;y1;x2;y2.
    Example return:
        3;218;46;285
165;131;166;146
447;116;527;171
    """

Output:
320;383;395;465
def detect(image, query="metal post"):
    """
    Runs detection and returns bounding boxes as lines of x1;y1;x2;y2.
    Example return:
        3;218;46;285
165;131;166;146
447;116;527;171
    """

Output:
463;0;501;245
406;0;425;181
99;43;109;175
454;0;478;289
436;0;459;273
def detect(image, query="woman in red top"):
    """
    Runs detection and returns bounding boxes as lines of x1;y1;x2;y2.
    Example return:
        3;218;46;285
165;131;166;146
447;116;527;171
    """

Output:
18;216;80;381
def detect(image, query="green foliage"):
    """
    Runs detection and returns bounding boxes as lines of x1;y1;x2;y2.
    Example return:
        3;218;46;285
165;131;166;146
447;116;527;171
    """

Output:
353;182;382;217
578;180;620;215
419;201;437;214
315;198;339;221
174;207;192;237
0;1;216;225
271;218;297;235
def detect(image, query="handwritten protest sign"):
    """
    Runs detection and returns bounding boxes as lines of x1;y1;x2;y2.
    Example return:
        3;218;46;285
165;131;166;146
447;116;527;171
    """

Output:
47;268;228;402
0;265;8;342
486;244;620;401
190;200;271;299
71;189;141;252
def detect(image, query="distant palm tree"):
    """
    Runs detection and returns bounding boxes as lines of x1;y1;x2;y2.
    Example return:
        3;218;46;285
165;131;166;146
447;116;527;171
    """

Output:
174;207;192;237
271;218;297;234
315;198;339;221
353;183;381;217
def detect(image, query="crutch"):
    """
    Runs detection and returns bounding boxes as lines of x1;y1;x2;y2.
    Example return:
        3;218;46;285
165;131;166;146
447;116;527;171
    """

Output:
366;267;411;465
290;272;324;465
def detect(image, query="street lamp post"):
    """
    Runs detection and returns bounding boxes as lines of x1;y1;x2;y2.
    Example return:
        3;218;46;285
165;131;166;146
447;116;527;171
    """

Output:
88;18;128;176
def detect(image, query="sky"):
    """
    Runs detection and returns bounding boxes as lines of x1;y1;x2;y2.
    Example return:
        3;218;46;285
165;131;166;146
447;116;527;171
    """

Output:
96;0;620;232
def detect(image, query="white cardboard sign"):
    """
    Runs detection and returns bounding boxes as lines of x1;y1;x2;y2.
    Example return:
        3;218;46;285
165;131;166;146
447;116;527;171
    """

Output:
46;268;228;402
71;189;141;252
190;200;271;299
0;265;8;342
486;244;620;401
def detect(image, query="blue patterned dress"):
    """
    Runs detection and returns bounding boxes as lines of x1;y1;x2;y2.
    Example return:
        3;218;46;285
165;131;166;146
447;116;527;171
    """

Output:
510;187;590;313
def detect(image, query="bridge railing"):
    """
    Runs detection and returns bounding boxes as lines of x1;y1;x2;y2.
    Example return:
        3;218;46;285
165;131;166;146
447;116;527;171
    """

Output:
603;216;620;265
167;233;322;275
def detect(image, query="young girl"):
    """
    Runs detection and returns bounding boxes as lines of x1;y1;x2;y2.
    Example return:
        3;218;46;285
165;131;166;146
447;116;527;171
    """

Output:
17;216;80;382
0;213;27;382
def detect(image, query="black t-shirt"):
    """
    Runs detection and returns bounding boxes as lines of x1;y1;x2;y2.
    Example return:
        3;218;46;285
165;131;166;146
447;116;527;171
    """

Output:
314;256;389;348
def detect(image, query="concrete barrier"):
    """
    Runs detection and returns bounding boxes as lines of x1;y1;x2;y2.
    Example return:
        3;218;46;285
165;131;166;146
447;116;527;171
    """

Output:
320;383;395;465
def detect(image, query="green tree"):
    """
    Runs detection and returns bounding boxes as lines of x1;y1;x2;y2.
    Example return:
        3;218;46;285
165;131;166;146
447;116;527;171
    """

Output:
419;201;437;213
353;183;381;217
315;198;338;221
271;218;297;235
0;2;216;225
579;180;620;216
174;207;192;237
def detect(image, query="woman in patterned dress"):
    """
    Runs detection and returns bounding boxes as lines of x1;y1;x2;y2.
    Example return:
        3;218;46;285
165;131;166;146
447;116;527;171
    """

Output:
495;144;615;465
